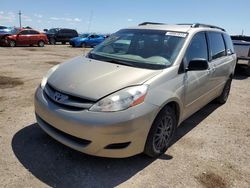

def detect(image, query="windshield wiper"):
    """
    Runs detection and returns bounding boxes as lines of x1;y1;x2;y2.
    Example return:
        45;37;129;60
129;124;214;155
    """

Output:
88;53;135;67
105;59;135;66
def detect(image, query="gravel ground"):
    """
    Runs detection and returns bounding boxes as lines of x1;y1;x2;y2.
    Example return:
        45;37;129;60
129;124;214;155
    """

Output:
0;45;249;188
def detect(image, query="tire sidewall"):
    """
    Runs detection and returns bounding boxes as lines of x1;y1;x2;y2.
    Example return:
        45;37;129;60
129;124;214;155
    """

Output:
81;42;86;48
38;40;45;47
49;38;56;45
144;106;177;157
9;40;15;47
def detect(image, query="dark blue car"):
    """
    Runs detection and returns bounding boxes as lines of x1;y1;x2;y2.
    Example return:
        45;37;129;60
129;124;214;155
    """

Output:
69;34;105;48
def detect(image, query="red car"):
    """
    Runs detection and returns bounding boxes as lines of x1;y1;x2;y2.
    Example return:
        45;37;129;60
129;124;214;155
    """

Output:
1;28;48;47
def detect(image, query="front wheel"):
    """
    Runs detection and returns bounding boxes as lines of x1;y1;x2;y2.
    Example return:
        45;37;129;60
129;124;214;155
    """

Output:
9;40;16;47
216;78;232;104
144;106;177;158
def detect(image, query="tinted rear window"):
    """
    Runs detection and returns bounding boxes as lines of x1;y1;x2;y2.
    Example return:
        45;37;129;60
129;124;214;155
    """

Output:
208;32;226;60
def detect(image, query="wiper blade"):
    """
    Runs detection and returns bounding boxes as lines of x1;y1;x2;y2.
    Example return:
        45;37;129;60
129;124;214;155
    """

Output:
105;59;134;66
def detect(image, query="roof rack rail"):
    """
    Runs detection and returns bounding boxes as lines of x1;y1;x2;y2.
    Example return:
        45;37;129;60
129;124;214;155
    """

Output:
138;22;166;26
177;23;225;31
192;23;226;31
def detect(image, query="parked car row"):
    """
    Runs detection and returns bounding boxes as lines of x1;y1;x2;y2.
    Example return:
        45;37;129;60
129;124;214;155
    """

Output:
0;28;48;47
0;26;107;48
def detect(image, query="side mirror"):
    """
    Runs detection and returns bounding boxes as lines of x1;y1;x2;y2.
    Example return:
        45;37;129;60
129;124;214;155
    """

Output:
186;58;209;71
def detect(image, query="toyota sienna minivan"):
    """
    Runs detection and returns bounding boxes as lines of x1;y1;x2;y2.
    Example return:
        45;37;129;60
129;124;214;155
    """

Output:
35;22;236;158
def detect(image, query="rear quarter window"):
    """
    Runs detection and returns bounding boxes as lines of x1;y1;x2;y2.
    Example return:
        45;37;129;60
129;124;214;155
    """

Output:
208;32;226;60
223;33;235;54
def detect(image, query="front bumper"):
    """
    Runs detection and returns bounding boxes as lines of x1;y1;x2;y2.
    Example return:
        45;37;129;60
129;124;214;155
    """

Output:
34;87;158;158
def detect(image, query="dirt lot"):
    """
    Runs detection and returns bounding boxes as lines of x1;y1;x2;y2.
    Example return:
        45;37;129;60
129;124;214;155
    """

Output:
0;45;249;188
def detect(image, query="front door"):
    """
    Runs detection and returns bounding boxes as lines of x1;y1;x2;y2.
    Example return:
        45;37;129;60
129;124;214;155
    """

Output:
182;32;213;119
16;30;30;45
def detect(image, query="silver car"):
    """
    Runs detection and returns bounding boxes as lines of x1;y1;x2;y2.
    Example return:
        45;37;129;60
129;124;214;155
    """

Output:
35;23;236;158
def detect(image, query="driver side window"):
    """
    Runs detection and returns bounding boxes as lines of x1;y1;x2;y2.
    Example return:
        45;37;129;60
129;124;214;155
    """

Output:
184;32;208;64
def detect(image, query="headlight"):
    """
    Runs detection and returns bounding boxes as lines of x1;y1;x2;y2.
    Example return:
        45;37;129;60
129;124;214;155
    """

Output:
40;65;59;89
89;85;148;112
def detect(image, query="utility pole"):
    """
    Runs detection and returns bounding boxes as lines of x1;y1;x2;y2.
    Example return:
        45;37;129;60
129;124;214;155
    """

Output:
242;29;244;36
18;10;22;28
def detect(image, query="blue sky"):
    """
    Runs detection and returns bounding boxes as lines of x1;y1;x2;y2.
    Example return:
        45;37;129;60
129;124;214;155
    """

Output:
0;0;249;35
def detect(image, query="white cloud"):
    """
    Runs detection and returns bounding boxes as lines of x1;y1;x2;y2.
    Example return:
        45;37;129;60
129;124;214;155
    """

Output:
49;17;82;22
74;18;81;22
34;13;43;18
22;15;32;22
127;18;133;22
49;17;60;20
0;12;16;23
0;11;4;14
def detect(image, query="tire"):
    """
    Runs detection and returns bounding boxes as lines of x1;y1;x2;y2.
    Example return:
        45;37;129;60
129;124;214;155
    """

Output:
38;40;45;47
144;106;177;158
245;66;250;76
216;78;232;104
9;40;16;47
81;42;86;48
49;38;56;45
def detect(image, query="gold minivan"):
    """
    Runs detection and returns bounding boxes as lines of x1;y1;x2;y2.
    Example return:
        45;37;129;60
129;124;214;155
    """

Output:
35;23;236;158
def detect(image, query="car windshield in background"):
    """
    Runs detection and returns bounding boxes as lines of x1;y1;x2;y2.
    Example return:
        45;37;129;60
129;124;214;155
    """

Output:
9;28;19;35
80;34;89;38
89;29;187;69
47;29;58;34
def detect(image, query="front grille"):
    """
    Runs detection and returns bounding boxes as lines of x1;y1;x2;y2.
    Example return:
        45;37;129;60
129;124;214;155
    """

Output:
44;83;95;110
37;114;91;147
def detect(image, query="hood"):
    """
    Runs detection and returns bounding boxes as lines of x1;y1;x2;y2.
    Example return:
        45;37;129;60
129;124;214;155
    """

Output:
48;56;162;100
6;35;16;39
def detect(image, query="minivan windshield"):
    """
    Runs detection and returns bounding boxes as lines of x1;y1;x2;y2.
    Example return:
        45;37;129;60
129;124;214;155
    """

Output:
89;29;187;69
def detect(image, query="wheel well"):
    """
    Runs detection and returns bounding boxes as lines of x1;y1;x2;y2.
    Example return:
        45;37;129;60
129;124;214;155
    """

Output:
160;101;180;124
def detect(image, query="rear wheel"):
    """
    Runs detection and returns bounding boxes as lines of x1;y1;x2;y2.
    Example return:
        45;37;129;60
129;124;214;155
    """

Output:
144;106;177;158
81;42;86;48
38;40;45;47
216;78;232;104
9;40;16;47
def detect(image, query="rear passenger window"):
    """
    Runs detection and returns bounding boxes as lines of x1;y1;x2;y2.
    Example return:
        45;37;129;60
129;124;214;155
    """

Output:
29;30;40;35
19;30;30;35
208;32;226;59
223;34;235;55
184;32;208;64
